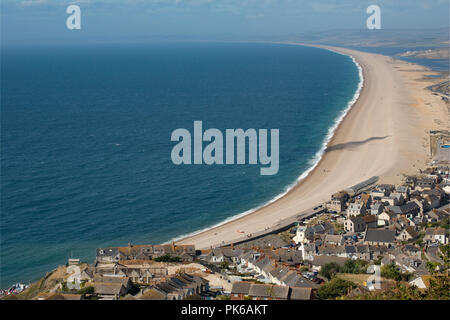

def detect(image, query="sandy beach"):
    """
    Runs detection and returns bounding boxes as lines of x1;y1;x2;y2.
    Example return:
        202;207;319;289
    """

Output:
177;44;449;250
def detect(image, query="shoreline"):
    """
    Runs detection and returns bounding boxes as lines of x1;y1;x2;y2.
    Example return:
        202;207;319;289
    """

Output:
168;44;365;245
176;44;449;249
4;44;448;289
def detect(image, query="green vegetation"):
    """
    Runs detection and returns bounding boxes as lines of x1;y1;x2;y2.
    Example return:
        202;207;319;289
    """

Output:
439;244;449;266
317;278;356;300
219;261;230;270
349;275;450;300
429;216;449;230
300;266;310;272
415;232;425;245
154;254;181;263
77;286;94;296
380;263;413;282
319;262;341;280
340;259;369;274
319;260;368;280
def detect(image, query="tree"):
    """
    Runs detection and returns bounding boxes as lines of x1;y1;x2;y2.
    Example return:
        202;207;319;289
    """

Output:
319;262;341;280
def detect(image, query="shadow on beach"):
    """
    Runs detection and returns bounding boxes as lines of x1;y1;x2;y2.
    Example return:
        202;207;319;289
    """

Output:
325;136;389;152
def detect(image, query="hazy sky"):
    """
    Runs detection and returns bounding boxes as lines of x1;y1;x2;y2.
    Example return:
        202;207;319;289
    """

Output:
2;0;449;45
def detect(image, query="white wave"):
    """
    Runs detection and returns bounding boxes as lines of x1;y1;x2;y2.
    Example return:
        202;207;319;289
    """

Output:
166;48;364;245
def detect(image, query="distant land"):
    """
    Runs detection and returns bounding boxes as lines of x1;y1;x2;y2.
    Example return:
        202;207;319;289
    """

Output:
398;48;449;60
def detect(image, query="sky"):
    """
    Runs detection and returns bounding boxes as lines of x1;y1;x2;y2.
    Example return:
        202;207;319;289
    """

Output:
1;0;449;46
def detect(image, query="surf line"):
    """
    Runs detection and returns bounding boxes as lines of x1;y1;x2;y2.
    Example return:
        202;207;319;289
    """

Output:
170;120;279;175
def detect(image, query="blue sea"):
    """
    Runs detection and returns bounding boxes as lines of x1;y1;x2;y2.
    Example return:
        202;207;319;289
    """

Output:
0;42;360;288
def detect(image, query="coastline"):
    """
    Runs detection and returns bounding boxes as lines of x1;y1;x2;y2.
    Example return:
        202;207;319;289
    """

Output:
168;44;364;245
176;44;449;249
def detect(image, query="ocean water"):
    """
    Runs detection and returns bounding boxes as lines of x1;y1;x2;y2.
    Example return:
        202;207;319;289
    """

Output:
0;42;360;288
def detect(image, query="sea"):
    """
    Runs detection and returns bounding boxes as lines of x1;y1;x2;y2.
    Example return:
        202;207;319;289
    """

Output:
0;42;361;288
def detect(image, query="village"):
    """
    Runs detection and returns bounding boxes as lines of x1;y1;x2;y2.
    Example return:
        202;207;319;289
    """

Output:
3;158;448;300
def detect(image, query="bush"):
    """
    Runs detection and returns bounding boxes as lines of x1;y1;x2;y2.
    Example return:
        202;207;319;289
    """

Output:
154;255;181;263
340;259;368;274
381;263;413;281
317;278;356;300
320;259;368;280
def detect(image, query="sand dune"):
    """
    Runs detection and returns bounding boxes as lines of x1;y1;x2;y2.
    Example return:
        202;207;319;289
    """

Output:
177;45;449;250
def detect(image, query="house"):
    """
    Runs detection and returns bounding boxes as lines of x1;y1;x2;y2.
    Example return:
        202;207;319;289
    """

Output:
370;245;389;261
404;245;421;259
323;234;344;246
409;276;436;290
424;227;448;244
411;197;429;215
396;186;410;200
397;226;418;242
93;276;133;300
79;266;95;281
363;229;396;246
310;256;348;270
397;215;415;228
377;184;396;195
424;195;441;209
362;215;377;229
299;243;317;261
96;248;124;263
289;287;313;300
230;281;251;300
423;188;446;203
370;202;384;215
311;223;334;236
116;260;168;284
293;226;309;244
248;284;289;300
426;210;446;223
355;245;371;260
327;191;349;213
318;245;346;257
140;287;169;300
267;248;303;266
387;202;420;217
208;248;233;264
371;188;388;200
416;177;436;190
382;193;404;206
347;203;366;217
344;217;366;233
293;223;334;243
96;243;196;263
155;273;209;300
378;211;397;226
